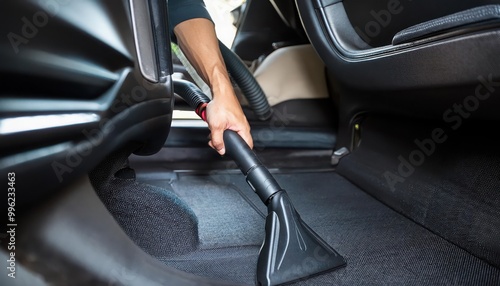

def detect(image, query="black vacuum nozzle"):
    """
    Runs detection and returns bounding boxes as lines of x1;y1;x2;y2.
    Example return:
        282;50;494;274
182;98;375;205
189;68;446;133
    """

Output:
257;191;345;285
223;130;345;285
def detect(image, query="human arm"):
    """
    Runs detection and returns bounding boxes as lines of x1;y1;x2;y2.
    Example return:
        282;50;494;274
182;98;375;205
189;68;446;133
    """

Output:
170;4;253;155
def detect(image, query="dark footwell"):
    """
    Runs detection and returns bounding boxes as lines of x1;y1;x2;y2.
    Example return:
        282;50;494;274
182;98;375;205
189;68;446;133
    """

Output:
121;167;500;286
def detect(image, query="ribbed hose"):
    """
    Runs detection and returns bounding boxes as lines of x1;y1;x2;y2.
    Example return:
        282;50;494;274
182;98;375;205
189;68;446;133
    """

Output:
219;41;273;121
173;79;211;112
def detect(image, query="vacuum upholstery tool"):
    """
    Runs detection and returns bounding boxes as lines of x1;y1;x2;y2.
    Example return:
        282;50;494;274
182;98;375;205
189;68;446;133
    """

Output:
174;79;346;285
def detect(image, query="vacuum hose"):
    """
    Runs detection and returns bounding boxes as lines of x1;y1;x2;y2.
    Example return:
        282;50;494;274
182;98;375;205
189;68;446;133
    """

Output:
173;79;210;120
219;41;273;121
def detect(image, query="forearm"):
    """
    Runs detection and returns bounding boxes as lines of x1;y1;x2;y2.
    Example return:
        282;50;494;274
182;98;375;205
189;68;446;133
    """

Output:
173;18;234;100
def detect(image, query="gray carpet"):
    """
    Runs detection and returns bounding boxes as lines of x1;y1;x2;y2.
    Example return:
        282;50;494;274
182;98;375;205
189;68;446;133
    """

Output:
145;175;264;248
136;170;500;286
337;117;500;270
90;148;200;258
158;246;260;284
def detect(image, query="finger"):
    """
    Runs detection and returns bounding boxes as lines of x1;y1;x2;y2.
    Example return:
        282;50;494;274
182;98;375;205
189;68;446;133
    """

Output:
208;140;225;156
210;128;225;155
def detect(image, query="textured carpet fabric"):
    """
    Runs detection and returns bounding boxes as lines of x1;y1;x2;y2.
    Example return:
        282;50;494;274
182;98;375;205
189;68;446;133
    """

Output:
158;246;259;285
141;174;264;285
135;168;500;285
89;148;199;258
93;141;500;285
225;172;500;285
337;116;500;269
144;175;264;249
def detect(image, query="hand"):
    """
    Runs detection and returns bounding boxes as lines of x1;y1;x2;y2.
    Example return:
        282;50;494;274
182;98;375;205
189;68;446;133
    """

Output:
206;93;253;155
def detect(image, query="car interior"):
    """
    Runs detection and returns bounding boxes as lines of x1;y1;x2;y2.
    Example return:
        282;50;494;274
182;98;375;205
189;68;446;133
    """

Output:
1;0;500;285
